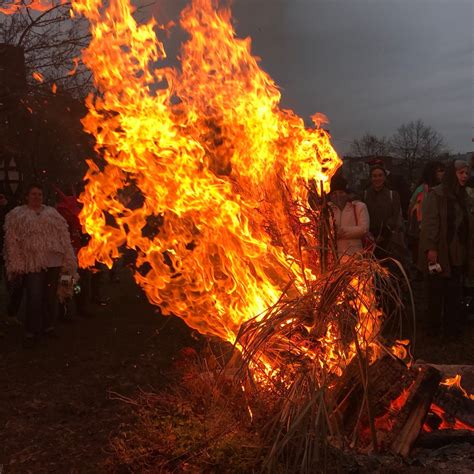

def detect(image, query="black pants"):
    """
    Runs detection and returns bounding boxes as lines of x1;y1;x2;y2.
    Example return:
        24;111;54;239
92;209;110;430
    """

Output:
75;268;91;314
374;245;411;338
1;259;24;319
24;267;60;335
6;274;24;318
426;266;465;336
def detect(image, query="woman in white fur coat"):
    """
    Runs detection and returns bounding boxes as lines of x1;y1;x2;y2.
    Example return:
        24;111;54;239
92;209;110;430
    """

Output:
328;173;370;261
4;183;77;345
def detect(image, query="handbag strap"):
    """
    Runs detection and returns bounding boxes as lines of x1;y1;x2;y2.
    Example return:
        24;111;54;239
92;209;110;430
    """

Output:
352;202;358;226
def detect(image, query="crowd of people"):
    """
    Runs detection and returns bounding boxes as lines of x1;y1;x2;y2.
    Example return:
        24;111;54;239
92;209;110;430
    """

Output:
328;158;474;338
0;157;472;347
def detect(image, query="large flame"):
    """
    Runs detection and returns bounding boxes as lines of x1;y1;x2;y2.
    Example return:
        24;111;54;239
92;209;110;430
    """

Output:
71;0;340;344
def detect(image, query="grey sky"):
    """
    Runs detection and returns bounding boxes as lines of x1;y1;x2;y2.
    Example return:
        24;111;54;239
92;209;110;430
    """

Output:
152;0;473;155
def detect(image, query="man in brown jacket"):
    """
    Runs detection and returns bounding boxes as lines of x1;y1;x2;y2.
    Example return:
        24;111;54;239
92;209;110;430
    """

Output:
363;164;404;261
418;160;470;337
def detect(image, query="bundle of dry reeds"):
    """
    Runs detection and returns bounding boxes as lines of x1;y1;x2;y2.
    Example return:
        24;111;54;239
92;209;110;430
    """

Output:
229;188;415;472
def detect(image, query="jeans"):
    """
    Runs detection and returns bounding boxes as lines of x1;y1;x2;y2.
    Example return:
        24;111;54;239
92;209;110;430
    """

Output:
24;267;60;335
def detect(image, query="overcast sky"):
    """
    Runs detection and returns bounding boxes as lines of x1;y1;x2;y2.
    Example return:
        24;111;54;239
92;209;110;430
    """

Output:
152;0;473;155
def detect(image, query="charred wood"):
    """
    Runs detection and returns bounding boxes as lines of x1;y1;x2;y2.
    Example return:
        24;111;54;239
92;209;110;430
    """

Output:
415;429;474;449
388;365;441;457
415;362;474;393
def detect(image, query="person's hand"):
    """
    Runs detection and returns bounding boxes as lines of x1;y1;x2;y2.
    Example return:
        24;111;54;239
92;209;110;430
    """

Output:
0;194;7;207
338;228;347;239
427;249;438;264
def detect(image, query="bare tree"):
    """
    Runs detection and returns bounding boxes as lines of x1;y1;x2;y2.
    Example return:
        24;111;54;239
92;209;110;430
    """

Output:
0;2;95;190
350;132;391;158
0;2;92;97
390;119;447;183
0;1;155;188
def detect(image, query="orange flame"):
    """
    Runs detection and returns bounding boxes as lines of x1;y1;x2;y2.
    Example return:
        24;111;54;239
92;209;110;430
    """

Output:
311;112;330;129
374;385;411;432
0;0;66;15
67;57;80;76
32;71;44;82
441;374;474;401
72;0;341;346
427;403;474;431
389;339;412;364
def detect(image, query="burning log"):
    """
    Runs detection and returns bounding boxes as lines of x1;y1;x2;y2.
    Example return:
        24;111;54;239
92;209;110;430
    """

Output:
387;365;441;457
415;429;474;449
331;356;441;456
415;362;474;393
415;363;474;430
331;355;412;439
429;386;474;429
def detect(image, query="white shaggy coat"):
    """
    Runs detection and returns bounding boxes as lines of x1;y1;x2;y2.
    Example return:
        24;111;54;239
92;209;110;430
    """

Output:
4;205;77;278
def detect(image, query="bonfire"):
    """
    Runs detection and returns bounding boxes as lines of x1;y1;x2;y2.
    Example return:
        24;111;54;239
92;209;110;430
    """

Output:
2;0;472;470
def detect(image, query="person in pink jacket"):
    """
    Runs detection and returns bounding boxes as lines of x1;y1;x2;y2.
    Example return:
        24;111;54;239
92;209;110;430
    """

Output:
328;173;370;260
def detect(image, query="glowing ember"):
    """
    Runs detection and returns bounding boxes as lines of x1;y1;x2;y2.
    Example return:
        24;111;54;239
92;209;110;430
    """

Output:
374;385;411;433
32;71;44;83
71;0;340;347
423;375;474;432
425;403;474;432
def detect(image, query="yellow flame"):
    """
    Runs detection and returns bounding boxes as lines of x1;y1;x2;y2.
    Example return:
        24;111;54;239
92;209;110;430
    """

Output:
72;0;341;347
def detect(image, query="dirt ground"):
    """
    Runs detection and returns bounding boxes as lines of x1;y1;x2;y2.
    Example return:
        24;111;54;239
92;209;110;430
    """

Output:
0;270;196;473
0;271;472;472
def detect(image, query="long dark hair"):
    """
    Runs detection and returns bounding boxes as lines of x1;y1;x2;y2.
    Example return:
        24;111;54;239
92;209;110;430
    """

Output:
419;160;445;188
441;160;467;202
442;160;469;247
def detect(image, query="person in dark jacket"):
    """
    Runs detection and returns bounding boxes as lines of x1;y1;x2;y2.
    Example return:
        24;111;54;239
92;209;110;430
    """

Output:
407;161;445;264
363;164;404;260
418;160;470;337
464;174;474;320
